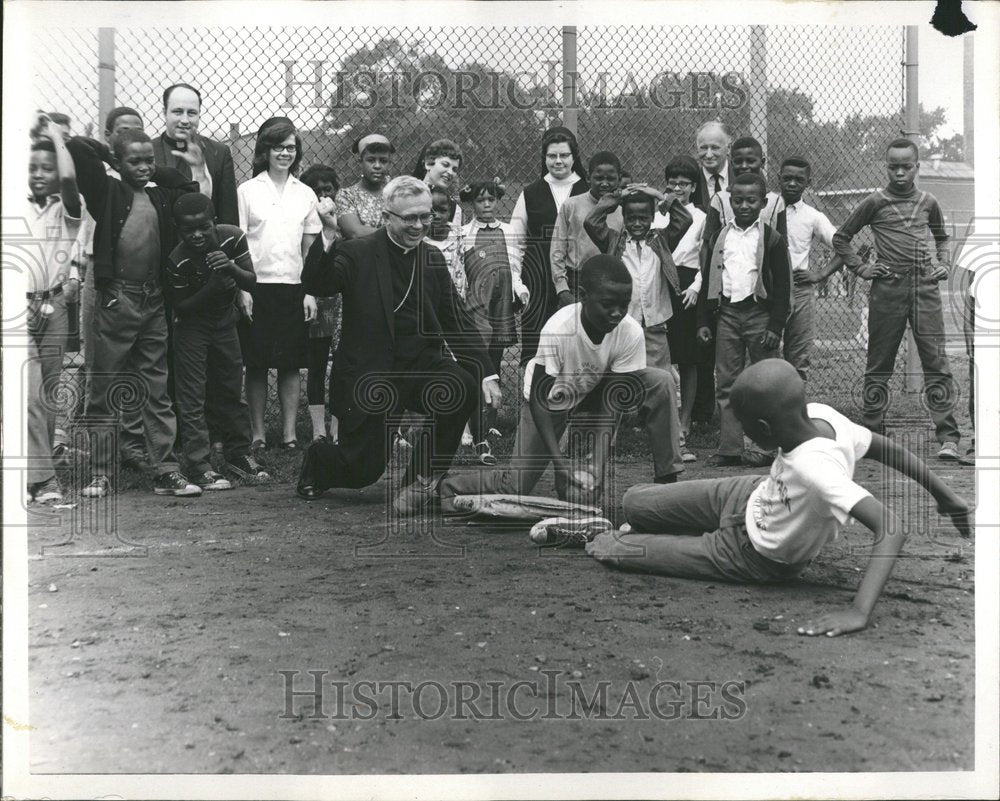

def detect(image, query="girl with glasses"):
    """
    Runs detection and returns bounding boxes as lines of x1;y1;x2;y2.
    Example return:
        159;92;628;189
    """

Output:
237;118;321;452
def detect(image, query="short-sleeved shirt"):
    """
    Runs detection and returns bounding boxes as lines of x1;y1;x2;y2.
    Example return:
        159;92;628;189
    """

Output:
524;302;646;410
24;194;83;292
166;224;253;322
334;181;387;230
746;403;873;565
237;173;321;284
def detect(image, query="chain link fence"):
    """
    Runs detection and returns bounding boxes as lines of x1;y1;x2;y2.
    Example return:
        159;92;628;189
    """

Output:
27;24;967;438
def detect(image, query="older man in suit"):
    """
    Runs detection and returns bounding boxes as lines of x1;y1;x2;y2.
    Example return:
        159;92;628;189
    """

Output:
153;83;238;225
690;119;735;423
298;176;501;515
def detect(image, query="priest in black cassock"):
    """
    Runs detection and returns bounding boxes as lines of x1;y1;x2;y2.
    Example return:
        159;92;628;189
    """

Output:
299;176;501;515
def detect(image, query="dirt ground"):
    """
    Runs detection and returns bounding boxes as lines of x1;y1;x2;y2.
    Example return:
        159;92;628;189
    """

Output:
24;431;976;777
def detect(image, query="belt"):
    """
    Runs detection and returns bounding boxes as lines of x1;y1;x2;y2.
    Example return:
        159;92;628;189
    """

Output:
26;284;63;301
108;278;161;292
720;294;756;306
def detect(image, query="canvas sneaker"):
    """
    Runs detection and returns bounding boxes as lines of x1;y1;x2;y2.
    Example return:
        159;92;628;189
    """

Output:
227;454;271;482
937;441;960;461
82;475;112;498
153;471;203;497
192;470;232;491
391;475;440;517
31;477;64;504
529;516;615;548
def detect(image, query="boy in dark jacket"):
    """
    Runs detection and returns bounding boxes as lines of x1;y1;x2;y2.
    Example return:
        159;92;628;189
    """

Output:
696;173;791;467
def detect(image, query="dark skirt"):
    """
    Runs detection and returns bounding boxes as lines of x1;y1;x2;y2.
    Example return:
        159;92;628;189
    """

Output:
238;282;308;369
667;265;709;366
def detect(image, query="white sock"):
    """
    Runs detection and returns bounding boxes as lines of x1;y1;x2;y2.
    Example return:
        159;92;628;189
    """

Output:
308;405;327;440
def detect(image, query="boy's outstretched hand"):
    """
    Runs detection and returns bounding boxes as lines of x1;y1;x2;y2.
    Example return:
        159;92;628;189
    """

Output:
797;606;869;638
938;497;973;539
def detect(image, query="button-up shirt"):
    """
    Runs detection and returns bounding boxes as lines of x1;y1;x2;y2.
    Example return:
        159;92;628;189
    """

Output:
703;163;730;198
622;238;671;327
767;199;837;272
24;194;83;292
237;173;321;284
722;217;763;302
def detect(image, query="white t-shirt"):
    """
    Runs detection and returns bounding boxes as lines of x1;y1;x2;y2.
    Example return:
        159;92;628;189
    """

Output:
746;403;873;565
523;303;646;410
237;173;321;284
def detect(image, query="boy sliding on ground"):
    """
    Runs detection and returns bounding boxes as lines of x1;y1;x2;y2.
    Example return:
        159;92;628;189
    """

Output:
584;358;971;636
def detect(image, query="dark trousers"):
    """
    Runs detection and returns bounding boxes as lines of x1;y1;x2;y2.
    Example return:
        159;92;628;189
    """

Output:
304;353;479;491
307;336;333;406
715;298;781;456
166;308;227;445
458;344;505;443
693;318;717;422
85;282;179;476
863;271;960;443
173;314;252;474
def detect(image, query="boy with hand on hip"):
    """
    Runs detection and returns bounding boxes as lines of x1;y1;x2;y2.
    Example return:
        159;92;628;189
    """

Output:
759;156;843;382
586;359;972;637
696;173;792;468
832;138;962;459
166;193;270;489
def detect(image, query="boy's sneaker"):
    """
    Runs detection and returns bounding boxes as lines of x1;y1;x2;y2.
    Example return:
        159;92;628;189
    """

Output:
227;454;271;483
461;428;474;448
82;475;112;498
681;447;697;463
31;477;64;505
474;441;497;466
193;471;232;491
529;516;615;548
153;471;203;497
937;441;960;461
741;449;774;468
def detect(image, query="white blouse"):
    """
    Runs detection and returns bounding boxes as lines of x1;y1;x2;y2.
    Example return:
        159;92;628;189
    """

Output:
237;173;321;284
509;172;583;260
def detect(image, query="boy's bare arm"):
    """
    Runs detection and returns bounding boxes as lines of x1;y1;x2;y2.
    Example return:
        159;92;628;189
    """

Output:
865;433;972;537
798;496;903;637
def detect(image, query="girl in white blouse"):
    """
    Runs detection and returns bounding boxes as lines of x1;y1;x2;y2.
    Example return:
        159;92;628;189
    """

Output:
237;118;321;451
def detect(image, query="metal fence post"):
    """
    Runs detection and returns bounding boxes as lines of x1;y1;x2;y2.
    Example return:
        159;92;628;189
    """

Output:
97;28;116;134
963;35;974;166
562;26;578;136
903;25;921;393
749;25;768;157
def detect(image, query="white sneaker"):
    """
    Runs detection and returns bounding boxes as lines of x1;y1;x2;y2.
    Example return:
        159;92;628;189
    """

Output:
529;516;614;547
937;441;960;461
82;475;112;498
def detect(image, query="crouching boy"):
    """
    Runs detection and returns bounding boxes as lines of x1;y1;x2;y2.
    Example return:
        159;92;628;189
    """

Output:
440;254;685;509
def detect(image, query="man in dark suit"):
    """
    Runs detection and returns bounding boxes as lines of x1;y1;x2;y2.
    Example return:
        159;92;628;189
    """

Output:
152;83;238;225
690;120;735;213
298;176;501;515
690;119;735;422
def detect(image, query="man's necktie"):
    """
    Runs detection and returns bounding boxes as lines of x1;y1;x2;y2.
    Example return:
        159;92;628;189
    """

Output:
712;174;722;196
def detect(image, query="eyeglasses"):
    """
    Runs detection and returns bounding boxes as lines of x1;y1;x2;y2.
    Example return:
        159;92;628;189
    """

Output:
385;209;433;226
666;180;694;190
270;144;297;154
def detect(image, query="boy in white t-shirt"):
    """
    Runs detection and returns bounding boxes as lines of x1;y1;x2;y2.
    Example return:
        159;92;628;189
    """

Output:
586;358;971;637
439;254;685;508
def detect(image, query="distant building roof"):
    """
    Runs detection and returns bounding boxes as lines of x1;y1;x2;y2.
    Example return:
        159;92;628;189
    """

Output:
817;158;973;197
